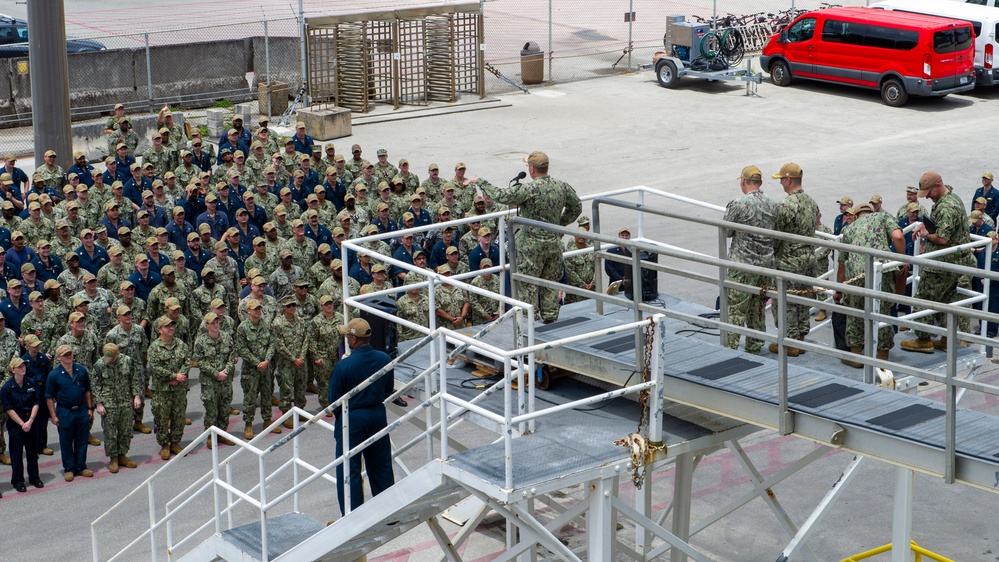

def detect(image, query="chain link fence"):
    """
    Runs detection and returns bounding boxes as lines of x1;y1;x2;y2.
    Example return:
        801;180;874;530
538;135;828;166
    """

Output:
481;0;869;93
0;0;876;157
0;16;303;157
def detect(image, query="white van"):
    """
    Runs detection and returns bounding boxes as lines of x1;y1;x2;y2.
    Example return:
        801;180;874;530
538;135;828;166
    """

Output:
872;0;999;85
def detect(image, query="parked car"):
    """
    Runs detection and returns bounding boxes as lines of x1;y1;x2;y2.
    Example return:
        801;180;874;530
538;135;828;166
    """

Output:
0;14;105;58
760;7;976;106
873;0;999;86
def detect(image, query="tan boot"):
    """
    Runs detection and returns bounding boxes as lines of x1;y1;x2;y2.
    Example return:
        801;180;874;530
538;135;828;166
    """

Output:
144;388;153;399
169;443;183;455
307;382;319;394
133;421;152;434
270;396;279;406
841;346;863;369
78;469;94;477
108;457;119;474
243;423;254;440
219;436;235;446
64;471;74;482
0;453;10;465
88;434;101;446
265;418;281;434
184;417;192;426
768;343;779;354
901;338;935;353
876;349;889;361
933;337;948;350
160;446;171;460
814;310;827;322
41;447;54;456
118;455;137;469
229;408;240;415
282;417;294;429
205;438;214;449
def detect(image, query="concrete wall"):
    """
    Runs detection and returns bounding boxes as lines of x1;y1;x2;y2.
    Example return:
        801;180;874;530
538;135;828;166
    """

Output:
0;36;302;126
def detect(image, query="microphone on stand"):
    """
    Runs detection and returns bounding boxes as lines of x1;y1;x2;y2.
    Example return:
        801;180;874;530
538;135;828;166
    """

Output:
509;171;527;186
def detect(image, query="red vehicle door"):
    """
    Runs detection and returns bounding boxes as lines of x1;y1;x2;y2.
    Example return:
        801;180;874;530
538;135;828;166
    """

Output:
782;16;820;78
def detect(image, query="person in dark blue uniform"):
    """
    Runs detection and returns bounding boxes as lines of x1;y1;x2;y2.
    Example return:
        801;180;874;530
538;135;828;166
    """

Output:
2;357;44;492
67;152;96;188
972;172;999;223
328;318;394;515
46;345;94;481
21;334;52;457
468;226;500;271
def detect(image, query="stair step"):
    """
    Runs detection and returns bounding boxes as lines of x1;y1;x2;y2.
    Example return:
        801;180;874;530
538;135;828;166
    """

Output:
220;512;325;561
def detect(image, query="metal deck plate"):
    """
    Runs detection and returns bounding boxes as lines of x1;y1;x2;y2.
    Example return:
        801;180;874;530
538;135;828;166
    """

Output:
220;512;324;560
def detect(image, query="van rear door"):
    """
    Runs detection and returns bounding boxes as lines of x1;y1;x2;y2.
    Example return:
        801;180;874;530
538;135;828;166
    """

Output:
931;24;975;90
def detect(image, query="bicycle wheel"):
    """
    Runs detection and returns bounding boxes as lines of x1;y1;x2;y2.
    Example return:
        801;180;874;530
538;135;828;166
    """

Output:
722;28;745;66
698;31;722;60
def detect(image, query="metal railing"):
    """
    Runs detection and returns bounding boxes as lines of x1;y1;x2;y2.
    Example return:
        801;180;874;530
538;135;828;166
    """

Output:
92;208;669;561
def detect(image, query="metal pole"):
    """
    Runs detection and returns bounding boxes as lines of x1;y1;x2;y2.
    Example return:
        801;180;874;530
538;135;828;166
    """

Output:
265;19;272;122
891;467;914;562
299;0;308;103
145;33;154;113
548;0;553;86
627;0;634;70
27;0;72;169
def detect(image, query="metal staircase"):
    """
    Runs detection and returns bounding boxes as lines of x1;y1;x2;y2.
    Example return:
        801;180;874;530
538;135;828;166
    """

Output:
179;463;467;562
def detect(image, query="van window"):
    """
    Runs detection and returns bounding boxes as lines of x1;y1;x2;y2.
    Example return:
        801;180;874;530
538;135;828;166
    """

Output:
822;19;919;50
933;27;974;53
787;17;817;42
965;0;988;5
823;19;868;44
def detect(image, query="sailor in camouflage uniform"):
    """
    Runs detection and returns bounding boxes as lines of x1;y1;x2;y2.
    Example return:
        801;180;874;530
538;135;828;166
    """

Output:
469;258;500;324
91;343;142;473
722;166;777;355
902;172;977;353
836;203;905;367
770;163;820;354
148;317;190;460
396;287;429;341
235;299;278;438
307;295;344;409
434;265;470;328
190;266;229;321
478;152;581;323
563;230;594;304
104;304;151;434
273;296;309;427
192;312;237;447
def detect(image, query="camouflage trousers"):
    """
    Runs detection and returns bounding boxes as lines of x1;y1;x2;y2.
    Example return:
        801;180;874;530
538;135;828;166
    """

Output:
914;268;972;339
844;270;897;350
100;406;133;458
152;388;188;447
725;271;770;354
134;367;151;424
516;240;563;323
201;378;233;431
314;356;337;409
276;359;307;412
772;280;816;340
241;364;275;423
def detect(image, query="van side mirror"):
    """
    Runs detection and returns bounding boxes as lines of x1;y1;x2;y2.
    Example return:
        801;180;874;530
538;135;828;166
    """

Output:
779;29;788;43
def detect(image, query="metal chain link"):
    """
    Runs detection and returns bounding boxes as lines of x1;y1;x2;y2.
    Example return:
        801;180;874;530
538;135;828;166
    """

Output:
615;317;666;489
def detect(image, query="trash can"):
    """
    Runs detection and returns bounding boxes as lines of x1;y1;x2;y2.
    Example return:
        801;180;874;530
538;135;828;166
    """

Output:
258;80;289;116
520;41;544;85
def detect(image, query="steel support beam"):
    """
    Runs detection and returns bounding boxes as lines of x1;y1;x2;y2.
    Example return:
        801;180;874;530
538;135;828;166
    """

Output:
891;467;914;562
27;0;73;168
670;452;694;562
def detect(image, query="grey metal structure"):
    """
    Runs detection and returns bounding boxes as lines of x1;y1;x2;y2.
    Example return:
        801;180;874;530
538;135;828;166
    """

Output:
91;187;999;562
26;0;72;168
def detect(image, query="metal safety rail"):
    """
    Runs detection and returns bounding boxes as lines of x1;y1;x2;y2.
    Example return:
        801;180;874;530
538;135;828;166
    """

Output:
495;185;999;489
92;205;672;560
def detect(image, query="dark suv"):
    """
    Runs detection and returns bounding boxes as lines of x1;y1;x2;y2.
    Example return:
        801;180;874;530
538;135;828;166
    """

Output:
0;14;105;57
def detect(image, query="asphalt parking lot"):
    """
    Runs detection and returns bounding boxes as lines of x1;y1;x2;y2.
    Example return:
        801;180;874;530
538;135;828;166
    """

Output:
6;63;999;561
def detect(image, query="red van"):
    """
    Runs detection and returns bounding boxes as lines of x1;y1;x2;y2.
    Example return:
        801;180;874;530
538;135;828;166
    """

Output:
760;7;975;106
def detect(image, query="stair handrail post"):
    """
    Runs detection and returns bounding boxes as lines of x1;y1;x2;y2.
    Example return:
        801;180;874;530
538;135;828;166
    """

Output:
225;463;235;529
504;356;514;489
428;309;439;462
438;333;449;461
649;313;666;444
293;413;301;512
149;484;158;562
342;398;352;515
258;454;269;562
212;431;222;535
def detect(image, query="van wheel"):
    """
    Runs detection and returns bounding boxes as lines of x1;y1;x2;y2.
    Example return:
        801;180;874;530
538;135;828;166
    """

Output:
656;60;679;88
770;60;792;87
881;78;908;107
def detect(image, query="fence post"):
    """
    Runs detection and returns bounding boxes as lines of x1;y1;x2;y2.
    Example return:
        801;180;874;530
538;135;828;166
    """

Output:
265;19;272;122
548;0;553;85
144;32;154;113
627;0;634;70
